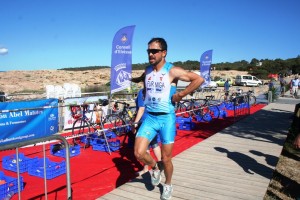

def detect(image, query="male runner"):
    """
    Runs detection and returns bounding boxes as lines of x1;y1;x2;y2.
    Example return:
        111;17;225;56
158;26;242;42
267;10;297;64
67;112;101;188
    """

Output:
134;37;204;199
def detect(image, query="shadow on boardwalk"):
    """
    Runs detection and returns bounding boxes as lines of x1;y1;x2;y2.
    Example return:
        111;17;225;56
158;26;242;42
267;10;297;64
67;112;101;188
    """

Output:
215;147;274;179
220;108;292;146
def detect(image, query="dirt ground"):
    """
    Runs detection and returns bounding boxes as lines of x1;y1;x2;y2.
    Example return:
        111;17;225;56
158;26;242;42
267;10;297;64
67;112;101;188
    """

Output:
0;69;253;95
0;69;269;101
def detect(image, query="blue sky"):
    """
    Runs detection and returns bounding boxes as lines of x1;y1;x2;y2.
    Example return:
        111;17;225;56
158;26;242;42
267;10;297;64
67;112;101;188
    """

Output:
0;0;299;71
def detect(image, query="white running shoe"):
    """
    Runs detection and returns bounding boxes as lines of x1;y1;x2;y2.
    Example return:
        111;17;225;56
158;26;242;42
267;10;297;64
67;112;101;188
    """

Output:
161;184;173;200
151;169;161;186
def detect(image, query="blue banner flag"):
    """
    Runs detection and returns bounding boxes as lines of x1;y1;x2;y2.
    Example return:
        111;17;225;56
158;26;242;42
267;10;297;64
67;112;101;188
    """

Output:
0;99;58;146
110;25;135;94
200;50;213;88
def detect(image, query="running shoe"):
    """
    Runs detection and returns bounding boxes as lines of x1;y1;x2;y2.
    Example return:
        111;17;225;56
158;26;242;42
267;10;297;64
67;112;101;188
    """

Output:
151;169;161;186
161;184;173;200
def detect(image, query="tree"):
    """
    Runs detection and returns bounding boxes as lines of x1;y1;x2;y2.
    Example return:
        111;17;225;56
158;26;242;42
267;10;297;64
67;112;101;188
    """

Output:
250;58;259;66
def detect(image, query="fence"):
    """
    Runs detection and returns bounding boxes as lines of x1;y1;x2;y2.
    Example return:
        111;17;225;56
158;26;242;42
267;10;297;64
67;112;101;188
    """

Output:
232;95;251;121
0;135;72;200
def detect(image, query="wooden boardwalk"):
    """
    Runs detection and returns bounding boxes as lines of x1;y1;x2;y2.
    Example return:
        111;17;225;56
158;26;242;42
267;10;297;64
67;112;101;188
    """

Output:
98;99;297;200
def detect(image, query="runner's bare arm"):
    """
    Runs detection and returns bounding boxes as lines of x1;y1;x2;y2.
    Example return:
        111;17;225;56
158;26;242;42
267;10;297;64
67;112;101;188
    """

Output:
170;66;204;102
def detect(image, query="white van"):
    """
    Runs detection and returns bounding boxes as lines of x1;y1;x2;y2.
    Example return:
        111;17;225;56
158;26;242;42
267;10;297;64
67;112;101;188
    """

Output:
235;75;262;86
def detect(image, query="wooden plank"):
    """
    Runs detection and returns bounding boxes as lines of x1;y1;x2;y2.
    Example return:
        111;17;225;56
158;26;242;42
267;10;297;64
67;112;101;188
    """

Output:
175;150;278;166
173;156;275;177
98;102;292;200
96;192;130;200
174;165;268;187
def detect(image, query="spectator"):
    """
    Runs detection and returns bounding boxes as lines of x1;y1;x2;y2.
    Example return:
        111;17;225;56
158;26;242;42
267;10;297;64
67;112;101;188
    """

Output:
268;79;275;91
291;76;299;98
279;75;286;97
224;79;231;101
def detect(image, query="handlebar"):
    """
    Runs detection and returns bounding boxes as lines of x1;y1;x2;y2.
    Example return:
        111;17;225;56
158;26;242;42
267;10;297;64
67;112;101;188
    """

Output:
205;95;215;100
114;101;130;107
98;99;109;106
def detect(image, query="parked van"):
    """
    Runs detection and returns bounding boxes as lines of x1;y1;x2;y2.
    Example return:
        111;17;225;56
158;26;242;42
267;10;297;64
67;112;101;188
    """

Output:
235;75;262;86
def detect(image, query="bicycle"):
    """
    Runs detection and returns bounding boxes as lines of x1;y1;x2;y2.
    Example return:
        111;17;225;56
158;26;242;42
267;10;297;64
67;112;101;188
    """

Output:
70;99;113;153
243;90;256;106
175;96;219;122
112;101;136;122
175;99;193;118
104;101;136;146
223;88;244;105
228;89;256;106
219;90;231;103
198;95;220;122
175;98;203;118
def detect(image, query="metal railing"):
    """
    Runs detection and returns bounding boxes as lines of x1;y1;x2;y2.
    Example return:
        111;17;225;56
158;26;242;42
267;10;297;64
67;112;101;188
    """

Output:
0;135;72;200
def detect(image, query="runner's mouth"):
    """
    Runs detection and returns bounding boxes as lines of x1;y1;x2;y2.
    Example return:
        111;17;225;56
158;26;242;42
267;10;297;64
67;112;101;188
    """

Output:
149;57;155;61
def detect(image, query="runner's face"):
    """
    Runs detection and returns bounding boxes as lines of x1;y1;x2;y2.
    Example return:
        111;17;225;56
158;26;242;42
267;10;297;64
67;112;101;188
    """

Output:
147;42;166;66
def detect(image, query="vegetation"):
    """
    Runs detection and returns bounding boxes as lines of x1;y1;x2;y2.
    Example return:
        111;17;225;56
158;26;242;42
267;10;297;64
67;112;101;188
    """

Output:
131;56;300;80
59;56;300;80
59;66;110;71
18;89;43;94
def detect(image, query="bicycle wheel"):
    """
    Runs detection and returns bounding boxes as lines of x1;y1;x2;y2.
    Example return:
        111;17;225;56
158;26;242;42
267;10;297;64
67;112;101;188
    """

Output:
229;93;237;102
188;101;202;118
71;118;91;146
119;109;129;121
105;114;127;136
219;95;225;103
219;95;230;103
175;102;190;117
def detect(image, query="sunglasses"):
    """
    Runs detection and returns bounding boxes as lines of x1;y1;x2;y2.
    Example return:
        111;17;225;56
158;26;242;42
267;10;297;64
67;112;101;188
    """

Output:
147;49;164;54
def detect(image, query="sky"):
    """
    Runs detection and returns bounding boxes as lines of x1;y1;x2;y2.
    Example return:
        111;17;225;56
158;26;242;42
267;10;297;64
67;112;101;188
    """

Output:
0;0;300;71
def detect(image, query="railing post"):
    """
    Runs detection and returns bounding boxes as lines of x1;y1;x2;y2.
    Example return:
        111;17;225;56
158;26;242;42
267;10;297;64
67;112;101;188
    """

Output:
246;95;250;115
58;100;64;131
233;98;236;122
268;91;273;103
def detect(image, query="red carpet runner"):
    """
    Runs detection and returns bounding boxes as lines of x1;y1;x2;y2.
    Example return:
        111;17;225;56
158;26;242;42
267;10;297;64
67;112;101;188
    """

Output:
0;104;265;200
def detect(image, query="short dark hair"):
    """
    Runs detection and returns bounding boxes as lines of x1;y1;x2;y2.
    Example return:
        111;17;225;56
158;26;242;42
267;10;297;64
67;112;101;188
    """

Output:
148;38;167;51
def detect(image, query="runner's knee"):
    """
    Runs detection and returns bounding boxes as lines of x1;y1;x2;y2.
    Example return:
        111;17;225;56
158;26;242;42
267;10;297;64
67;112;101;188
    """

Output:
161;155;172;164
134;147;147;161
